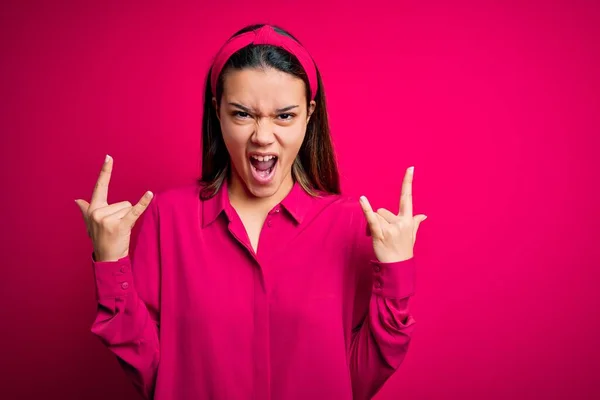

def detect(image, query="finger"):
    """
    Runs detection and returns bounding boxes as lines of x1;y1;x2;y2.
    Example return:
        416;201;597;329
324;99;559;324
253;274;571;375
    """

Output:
359;196;383;239
91;201;133;220
74;199;90;216
110;206;133;220
90;155;113;208
75;199;92;237
399;166;414;217
122;191;154;227
376;208;400;224
375;213;388;228
413;214;427;241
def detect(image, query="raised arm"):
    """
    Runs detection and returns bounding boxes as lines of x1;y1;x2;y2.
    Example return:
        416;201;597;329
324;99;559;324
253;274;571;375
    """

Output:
76;155;160;398
348;166;427;399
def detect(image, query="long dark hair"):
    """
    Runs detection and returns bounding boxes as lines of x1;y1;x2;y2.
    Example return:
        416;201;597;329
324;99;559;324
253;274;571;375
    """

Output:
198;23;340;199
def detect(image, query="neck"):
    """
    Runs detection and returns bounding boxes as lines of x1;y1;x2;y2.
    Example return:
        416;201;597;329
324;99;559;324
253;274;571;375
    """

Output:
227;169;294;213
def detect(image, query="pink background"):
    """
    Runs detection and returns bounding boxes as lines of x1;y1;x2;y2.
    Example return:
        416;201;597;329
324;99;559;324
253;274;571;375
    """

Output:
1;0;599;399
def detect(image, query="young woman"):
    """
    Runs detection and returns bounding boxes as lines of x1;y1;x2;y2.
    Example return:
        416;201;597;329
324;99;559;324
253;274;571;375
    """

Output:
76;24;427;400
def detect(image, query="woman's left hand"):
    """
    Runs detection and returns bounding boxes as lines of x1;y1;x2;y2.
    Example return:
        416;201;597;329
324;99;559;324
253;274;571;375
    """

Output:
359;166;427;263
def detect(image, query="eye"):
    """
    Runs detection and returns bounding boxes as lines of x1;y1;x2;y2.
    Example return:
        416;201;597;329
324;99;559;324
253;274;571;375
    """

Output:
278;113;295;120
233;111;251;119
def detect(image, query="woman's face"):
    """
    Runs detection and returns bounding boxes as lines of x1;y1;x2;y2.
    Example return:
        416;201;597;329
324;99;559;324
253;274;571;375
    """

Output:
216;67;316;199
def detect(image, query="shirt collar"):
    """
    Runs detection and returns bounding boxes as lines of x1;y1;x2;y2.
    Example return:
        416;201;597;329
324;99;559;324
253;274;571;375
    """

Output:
201;180;230;228
279;180;314;224
201;179;315;228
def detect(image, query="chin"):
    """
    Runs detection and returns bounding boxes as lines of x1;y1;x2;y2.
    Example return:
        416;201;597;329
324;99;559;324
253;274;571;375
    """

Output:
245;183;279;198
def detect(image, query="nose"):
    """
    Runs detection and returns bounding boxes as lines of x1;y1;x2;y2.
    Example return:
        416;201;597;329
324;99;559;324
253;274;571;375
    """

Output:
251;119;276;146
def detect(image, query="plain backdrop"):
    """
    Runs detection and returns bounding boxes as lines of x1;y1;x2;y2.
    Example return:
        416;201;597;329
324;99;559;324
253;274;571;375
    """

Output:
1;0;599;399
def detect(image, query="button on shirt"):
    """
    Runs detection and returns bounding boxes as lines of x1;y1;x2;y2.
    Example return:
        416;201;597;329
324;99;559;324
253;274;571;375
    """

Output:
91;181;417;400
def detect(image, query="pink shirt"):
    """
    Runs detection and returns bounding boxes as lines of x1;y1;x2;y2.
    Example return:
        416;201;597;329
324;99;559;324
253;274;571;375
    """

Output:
91;181;417;400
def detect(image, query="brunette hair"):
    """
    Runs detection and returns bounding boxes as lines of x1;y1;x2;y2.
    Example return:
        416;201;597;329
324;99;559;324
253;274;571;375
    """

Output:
198;23;340;198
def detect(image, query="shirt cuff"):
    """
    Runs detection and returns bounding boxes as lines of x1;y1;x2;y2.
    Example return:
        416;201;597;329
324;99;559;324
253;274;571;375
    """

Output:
371;257;416;299
91;252;135;299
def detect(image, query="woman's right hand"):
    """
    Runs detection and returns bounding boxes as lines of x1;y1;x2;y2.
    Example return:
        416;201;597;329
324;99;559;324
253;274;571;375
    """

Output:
75;155;154;262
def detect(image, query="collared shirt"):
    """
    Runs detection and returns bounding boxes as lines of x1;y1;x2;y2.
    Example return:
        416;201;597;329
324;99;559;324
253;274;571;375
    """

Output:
91;180;417;400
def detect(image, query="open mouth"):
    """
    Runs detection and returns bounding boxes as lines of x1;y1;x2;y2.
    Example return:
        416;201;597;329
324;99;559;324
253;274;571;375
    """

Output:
249;154;278;184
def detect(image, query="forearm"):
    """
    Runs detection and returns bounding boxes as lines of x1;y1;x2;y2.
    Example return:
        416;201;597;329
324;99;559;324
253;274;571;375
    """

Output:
91;255;160;399
349;258;417;400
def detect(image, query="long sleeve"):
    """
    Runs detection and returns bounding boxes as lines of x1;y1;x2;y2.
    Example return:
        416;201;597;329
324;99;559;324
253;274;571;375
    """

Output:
90;194;161;399
348;210;417;400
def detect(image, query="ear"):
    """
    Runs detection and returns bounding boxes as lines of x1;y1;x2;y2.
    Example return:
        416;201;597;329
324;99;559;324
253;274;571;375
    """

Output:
307;100;316;123
212;96;221;121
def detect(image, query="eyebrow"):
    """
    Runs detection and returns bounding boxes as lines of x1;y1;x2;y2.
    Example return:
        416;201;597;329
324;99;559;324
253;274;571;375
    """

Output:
228;102;299;113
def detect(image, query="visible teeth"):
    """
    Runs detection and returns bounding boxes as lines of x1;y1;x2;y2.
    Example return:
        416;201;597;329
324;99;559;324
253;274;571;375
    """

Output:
251;155;275;162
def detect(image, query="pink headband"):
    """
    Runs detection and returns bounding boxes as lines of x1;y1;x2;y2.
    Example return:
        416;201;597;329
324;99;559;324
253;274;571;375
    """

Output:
210;25;318;100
